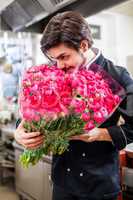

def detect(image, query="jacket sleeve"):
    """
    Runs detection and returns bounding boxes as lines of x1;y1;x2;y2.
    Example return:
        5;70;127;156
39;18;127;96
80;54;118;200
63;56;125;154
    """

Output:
106;66;133;150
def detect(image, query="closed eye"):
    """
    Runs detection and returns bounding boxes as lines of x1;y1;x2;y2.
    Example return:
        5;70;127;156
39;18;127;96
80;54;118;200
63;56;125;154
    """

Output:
60;55;69;61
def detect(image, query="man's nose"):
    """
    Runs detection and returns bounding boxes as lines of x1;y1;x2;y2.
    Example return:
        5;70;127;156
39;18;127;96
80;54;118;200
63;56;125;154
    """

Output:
57;60;66;69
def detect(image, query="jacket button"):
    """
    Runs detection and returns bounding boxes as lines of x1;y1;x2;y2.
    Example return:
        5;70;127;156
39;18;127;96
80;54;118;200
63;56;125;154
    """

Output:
80;172;83;177
82;153;86;157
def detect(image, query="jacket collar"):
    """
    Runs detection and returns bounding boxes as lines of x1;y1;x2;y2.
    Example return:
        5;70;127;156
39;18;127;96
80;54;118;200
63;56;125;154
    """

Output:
86;48;105;69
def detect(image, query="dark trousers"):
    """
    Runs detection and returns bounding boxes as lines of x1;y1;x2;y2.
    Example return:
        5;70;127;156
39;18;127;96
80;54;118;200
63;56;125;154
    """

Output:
52;185;118;200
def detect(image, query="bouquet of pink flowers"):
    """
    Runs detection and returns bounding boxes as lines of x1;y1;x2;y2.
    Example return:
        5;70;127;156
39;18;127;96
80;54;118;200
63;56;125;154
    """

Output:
19;64;125;167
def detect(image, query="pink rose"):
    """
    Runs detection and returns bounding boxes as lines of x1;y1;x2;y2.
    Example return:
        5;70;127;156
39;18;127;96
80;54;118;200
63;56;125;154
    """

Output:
84;120;95;131
93;111;105;123
81;112;90;122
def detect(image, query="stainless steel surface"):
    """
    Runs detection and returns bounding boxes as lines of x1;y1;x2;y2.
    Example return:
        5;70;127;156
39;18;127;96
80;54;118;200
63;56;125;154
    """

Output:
1;0;77;31
1;0;128;32
15;147;52;200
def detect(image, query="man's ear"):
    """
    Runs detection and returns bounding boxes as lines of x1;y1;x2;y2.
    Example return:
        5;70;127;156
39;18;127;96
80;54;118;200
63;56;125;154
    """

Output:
80;40;89;52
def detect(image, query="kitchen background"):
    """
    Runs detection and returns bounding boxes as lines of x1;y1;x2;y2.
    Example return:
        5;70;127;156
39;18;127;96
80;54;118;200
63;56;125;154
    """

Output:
0;0;133;200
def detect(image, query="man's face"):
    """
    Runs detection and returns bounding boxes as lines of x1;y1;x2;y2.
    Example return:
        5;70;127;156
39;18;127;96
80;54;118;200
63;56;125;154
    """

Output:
47;43;86;72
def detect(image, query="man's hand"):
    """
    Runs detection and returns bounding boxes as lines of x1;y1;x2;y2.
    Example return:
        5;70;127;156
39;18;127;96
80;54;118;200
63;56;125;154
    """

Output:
69;128;112;143
14;120;44;149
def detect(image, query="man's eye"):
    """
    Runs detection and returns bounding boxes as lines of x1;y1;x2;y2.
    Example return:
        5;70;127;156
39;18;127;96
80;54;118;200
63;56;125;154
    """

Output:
61;55;69;60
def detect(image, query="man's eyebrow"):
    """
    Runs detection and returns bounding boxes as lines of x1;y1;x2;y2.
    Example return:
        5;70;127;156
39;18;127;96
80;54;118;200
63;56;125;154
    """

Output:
55;53;66;59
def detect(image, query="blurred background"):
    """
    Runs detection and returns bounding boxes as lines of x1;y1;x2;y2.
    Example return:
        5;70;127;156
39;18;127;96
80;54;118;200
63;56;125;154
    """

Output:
0;0;133;200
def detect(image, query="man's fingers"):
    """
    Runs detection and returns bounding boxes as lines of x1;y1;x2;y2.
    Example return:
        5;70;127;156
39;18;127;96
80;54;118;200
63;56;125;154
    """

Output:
69;132;100;143
87;136;95;142
69;130;101;143
87;135;99;142
69;134;90;142
22;135;44;145
22;132;42;139
69;135;80;140
26;140;44;149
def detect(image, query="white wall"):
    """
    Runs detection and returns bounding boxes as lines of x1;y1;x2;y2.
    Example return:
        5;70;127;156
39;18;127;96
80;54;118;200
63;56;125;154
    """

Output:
86;11;133;67
86;12;117;63
115;14;133;66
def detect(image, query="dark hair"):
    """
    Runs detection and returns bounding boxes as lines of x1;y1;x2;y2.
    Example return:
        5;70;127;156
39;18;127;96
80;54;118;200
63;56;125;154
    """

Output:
40;11;93;54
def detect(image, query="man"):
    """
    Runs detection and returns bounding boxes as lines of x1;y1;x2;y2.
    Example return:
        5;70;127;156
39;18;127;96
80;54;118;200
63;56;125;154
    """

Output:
14;11;133;200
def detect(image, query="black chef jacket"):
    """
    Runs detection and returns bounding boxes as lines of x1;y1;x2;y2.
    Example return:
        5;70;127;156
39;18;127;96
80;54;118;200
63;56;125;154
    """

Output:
51;51;133;199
